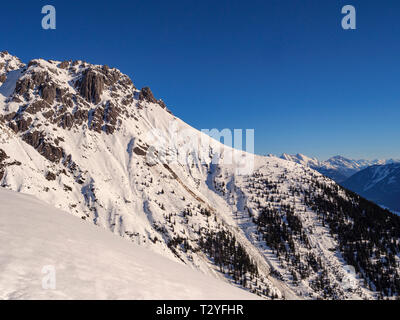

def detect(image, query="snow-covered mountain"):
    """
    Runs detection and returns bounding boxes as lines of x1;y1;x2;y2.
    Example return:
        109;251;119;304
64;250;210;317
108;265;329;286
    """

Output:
342;163;400;214
280;153;399;183
1;51;400;300
0;188;258;300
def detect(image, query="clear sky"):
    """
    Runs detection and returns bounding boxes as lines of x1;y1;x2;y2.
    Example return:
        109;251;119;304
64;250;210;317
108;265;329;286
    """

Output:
1;0;400;160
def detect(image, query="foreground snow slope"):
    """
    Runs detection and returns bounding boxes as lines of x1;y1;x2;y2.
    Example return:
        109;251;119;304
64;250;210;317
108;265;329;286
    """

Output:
0;189;258;300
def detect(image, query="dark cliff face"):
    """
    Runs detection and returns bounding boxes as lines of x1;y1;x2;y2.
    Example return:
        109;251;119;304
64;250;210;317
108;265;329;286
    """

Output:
138;87;157;104
78;69;104;105
22;131;64;163
0;148;8;180
138;86;170;112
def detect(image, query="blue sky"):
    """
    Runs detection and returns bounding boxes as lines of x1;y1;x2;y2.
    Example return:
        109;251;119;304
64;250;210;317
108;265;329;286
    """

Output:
1;0;400;160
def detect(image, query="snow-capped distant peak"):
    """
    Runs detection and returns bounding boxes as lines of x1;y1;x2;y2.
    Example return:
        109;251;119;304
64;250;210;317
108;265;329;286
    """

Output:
280;153;400;183
280;153;320;167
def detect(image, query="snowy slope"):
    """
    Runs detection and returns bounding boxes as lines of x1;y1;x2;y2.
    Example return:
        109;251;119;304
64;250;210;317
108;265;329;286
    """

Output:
0;53;291;299
1;51;400;300
0;188;258;300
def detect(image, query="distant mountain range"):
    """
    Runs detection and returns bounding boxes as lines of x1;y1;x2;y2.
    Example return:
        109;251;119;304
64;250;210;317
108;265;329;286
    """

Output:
280;153;400;183
341;163;400;213
280;153;400;213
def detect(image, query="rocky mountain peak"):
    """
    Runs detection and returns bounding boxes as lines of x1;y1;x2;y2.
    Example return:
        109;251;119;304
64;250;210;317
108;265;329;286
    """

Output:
0;53;172;165
0;51;25;85
138;86;170;111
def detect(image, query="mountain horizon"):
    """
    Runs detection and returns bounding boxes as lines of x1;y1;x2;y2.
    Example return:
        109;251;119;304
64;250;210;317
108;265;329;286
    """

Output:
279;153;400;183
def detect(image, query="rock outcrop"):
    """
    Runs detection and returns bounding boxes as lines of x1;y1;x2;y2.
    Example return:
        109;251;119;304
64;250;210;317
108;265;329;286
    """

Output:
22;131;64;163
0;148;8;180
139;87;157;104
78;69;104;104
